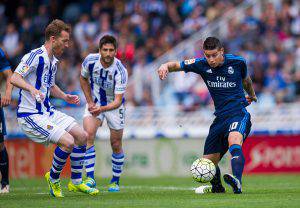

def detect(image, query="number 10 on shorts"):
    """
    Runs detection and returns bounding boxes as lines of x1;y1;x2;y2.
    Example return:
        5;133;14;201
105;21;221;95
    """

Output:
229;122;238;131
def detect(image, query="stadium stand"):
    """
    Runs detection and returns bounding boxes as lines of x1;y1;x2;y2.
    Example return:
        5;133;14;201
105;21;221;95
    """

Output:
0;0;299;139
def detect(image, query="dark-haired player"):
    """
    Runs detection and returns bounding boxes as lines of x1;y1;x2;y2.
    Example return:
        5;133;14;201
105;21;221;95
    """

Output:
157;37;257;194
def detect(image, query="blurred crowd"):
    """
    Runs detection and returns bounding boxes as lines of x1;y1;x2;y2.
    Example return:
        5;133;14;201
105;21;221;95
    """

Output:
0;0;299;111
159;0;300;111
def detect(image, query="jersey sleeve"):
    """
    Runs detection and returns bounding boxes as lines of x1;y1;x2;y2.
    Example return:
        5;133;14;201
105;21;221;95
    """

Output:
115;64;128;94
180;58;204;74
240;59;248;79
81;56;91;78
15;53;39;77
0;49;11;72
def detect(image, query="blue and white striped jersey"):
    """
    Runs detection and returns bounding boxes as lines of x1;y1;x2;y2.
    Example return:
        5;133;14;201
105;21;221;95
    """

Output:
81;53;128;106
15;45;58;117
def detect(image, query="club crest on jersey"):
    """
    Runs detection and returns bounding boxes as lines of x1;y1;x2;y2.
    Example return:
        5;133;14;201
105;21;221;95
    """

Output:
184;59;195;65
20;65;30;74
206;69;212;73
47;125;53;130
228;66;234;74
108;74;113;80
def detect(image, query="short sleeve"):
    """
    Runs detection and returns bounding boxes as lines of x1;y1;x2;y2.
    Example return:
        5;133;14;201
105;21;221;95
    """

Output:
180;58;204;74
241;59;248;79
15;52;40;77
81;56;90;78
0;49;11;72
115;63;128;94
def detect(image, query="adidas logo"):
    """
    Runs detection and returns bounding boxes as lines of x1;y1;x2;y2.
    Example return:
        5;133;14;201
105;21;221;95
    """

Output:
206;69;212;73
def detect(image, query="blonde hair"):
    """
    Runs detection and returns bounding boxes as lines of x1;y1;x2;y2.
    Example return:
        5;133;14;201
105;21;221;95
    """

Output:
45;19;71;41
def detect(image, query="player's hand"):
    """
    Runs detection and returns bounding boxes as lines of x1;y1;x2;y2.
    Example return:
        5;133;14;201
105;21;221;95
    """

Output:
87;102;97;111
30;88;44;103
246;95;257;104
0;94;11;107
89;106;103;117
158;64;169;80
65;94;80;105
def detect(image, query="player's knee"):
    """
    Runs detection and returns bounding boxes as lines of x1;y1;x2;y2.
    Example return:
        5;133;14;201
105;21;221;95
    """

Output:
203;154;220;165
60;134;75;152
76;130;88;146
228;132;243;146
111;139;122;152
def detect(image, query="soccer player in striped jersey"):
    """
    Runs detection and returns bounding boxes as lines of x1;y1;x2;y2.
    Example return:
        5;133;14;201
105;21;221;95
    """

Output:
158;37;257;194
80;35;128;192
10;19;99;197
0;47;13;194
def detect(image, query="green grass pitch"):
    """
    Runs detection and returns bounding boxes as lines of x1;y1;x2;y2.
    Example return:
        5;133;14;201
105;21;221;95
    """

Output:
1;175;300;208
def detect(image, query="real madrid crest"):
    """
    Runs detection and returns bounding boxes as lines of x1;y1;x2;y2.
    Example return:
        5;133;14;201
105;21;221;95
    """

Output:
228;66;234;74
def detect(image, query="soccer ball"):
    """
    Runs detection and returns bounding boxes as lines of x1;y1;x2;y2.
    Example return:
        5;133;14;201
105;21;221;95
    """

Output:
190;158;216;183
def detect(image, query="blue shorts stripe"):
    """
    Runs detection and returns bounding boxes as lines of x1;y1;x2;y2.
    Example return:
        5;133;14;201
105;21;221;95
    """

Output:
24;117;50;137
238;111;249;136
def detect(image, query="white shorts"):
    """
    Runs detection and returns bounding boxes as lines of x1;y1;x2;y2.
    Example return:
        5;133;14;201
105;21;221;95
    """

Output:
17;110;76;145
83;104;125;130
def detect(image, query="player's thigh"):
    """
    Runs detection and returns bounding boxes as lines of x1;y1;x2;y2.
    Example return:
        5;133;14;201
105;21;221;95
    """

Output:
50;110;77;133
67;123;88;146
203;153;221;165
203;119;225;156
57;131;75;152
83;115;102;138
227;110;252;146
105;105;125;131
17;114;68;146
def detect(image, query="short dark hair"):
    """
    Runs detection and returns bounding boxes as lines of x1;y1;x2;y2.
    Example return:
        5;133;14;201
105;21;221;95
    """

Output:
45;19;71;41
99;35;117;49
203;37;222;50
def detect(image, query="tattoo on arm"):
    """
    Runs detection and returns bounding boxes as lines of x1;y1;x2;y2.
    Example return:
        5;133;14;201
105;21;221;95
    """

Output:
242;76;256;97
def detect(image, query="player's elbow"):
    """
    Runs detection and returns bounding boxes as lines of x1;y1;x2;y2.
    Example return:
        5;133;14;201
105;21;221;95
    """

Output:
10;73;19;86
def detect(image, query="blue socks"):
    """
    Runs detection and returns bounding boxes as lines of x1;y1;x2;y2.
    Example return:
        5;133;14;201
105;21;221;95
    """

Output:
110;152;124;185
70;145;86;184
229;144;245;183
84;145;96;179
210;165;222;186
50;146;70;182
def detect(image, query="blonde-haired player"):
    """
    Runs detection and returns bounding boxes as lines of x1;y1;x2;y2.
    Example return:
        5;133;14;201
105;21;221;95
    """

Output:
11;19;99;197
